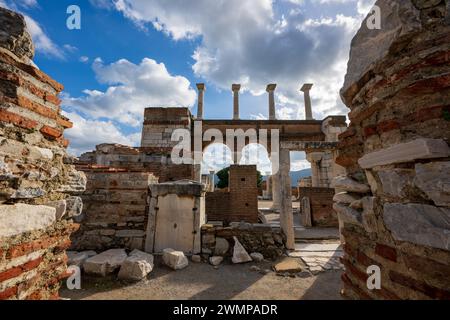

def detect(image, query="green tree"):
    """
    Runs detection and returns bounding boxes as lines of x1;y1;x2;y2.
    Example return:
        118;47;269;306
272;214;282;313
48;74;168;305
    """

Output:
216;166;263;189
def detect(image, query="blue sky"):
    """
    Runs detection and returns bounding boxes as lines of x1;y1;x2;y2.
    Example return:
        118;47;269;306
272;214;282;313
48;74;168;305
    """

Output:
0;0;375;172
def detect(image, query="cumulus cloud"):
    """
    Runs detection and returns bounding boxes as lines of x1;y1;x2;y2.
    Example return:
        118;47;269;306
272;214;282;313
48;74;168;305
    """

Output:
109;0;375;120
63;111;141;156
63;57;197;126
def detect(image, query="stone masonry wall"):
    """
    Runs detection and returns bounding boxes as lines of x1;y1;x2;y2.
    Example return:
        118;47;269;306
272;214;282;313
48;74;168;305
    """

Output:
79;143;195;182
335;0;450;300
0;8;86;300
201;223;285;260
70;166;158;251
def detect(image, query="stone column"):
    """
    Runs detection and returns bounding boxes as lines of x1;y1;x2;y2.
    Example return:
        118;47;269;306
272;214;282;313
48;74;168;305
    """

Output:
301;83;313;120
266;171;272;198
279;148;295;250
307;152;323;187
232;84;241;120
271;173;281;210
266;84;277;120
196;83;205;120
209;171;215;192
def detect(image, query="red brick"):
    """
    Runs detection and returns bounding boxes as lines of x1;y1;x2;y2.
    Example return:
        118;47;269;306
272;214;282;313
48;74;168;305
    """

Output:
26;290;43;300
363;125;378;138
0;109;38;129
16;96;58;120
56;116;73;129
0;286;18;300
389;270;450;299
356;250;378;267
375;243;397;262
45;93;61;105
0;257;43;282
7;236;59;258
405;74;450;94
341;258;369;283
377;120;400;133
40;125;62;139
341;273;372;300
338;127;356;140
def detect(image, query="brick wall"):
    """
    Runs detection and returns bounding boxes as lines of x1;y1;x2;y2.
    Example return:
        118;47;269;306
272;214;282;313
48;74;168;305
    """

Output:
205;165;258;224
0;8;85;300
298;187;337;227
70;167;158;251
335;0;450;300
79;144;196;182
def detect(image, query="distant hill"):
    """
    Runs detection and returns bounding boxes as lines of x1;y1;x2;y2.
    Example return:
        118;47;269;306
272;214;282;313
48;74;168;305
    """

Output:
262;168;312;187
289;169;312;186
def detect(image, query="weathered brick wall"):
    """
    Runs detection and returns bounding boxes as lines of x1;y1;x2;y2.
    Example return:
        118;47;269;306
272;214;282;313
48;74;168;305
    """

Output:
201;223;285;260
298;187;337;227
0;8;85;300
335;0;450;300
140;107;192;153
79;143;195;182
205;165;258;224
70;167;158;251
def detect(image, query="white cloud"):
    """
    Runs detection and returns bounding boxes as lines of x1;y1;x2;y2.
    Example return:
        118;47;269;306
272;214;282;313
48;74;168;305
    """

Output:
79;56;89;63
0;0;65;59
63;57;197;126
63;111;141;156
110;0;372;120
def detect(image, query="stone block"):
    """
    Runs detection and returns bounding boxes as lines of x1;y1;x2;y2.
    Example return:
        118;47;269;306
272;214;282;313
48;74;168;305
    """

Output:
378;169;414;197
209;256;223;266
0;204;56;238
191;255;202;263
118;249;154;281
231;237;252;264
67;250;96;267
250;252;264;262
384;203;450;251
213;237;229;256
46;200;67;220
358;139;450;169
162;248;189;270
332;176;370;193
83;249;128;276
415;162;450;207
273;258;305;273
333;192;361;204
66;196;83;217
333;203;362;227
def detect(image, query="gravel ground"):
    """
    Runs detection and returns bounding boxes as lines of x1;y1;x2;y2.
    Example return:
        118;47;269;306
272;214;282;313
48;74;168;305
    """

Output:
60;256;343;300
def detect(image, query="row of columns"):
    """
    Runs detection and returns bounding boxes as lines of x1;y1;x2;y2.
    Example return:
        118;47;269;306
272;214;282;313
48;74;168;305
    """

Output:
195;83;314;121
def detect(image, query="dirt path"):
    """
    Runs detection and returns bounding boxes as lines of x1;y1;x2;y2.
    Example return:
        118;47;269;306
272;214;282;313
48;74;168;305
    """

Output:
60;258;343;300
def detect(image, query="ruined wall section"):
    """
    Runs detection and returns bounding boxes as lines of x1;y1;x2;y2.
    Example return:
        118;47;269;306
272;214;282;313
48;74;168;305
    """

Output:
335;0;450;300
0;8;86;300
206;165;258;224
71;167;158;251
79;143;195;182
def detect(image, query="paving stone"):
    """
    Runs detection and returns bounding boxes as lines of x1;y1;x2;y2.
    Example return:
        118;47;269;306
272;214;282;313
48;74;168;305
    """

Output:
273;258;305;273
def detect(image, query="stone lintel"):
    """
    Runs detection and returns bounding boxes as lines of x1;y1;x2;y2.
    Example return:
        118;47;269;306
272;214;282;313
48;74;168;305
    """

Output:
358;138;450;169
281;141;338;151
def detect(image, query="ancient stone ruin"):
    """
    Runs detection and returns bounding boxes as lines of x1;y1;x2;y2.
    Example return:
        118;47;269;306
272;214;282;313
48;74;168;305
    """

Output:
0;7;86;300
0;0;449;301
335;0;450;299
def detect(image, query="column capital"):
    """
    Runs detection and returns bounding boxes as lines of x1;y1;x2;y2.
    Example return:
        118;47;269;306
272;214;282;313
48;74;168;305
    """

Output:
232;84;241;92
300;83;313;92
196;83;206;91
266;83;277;92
